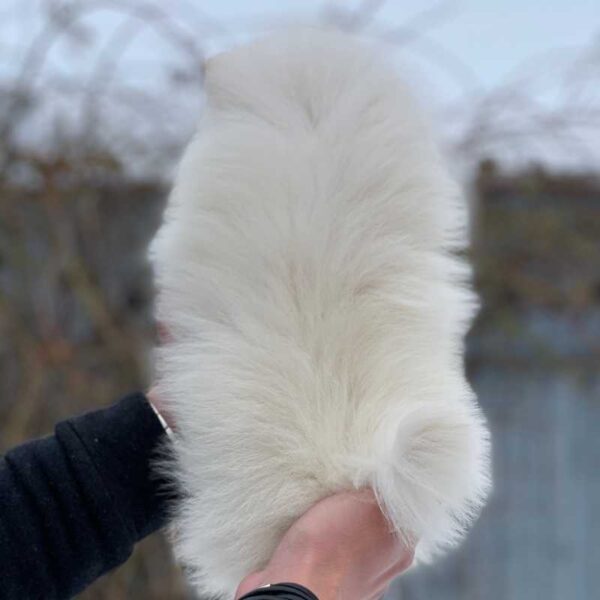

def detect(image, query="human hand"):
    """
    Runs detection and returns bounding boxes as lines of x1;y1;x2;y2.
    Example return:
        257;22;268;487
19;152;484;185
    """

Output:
235;489;415;600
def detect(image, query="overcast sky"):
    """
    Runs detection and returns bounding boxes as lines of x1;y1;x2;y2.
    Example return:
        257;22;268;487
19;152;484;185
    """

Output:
209;0;600;88
1;0;598;173
3;0;597;91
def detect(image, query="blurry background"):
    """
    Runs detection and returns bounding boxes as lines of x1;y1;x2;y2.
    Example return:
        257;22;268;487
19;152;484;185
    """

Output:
0;1;598;598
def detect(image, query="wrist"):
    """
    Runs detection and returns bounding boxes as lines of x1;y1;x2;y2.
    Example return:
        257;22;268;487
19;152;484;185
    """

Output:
259;528;346;600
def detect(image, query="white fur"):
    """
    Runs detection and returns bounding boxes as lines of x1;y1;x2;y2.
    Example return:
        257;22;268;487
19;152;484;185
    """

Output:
150;28;491;598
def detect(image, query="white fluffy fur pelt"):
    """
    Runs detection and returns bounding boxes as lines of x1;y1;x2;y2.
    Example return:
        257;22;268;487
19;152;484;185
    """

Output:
150;27;491;598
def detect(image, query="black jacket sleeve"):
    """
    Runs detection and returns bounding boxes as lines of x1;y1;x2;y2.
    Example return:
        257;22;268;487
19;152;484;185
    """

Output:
0;392;170;600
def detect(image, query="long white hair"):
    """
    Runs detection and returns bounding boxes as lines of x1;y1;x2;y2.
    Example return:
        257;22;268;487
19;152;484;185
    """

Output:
151;27;491;598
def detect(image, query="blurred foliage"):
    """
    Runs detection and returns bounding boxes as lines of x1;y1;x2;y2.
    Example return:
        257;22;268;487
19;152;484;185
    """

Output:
0;148;192;598
473;160;600;315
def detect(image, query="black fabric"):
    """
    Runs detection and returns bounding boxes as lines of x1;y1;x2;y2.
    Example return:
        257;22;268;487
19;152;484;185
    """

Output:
0;392;170;600
238;582;320;600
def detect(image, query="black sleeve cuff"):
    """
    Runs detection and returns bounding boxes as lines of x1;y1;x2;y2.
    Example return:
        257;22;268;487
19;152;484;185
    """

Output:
57;392;171;541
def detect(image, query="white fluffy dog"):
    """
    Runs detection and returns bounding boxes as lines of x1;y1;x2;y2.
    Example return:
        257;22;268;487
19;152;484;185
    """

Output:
151;28;491;598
